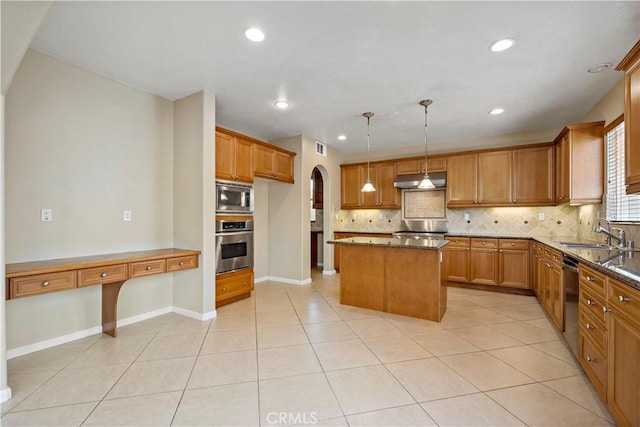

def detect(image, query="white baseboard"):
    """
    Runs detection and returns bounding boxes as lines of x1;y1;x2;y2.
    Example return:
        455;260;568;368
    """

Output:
254;276;269;283
264;276;312;285
6;305;217;360
0;386;13;403
323;269;337;276
172;306;217;321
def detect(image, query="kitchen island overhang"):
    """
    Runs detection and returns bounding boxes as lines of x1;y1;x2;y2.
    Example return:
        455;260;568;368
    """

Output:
329;237;449;321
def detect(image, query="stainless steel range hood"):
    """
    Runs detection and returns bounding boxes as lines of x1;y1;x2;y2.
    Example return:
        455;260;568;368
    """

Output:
393;171;446;189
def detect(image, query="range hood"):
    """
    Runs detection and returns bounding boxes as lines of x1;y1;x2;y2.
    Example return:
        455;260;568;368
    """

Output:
393;171;446;189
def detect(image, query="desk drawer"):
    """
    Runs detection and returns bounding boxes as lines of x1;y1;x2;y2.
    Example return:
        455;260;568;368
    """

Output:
78;264;128;287
9;271;77;299
167;255;198;272
216;269;253;299
130;259;166;278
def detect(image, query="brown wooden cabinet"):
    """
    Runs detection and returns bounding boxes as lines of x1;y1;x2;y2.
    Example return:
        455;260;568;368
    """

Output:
512;144;555;205
616;40;640;195
216;267;254;307
498;239;530;289
334;232;392;271
396;156;447;175
215;129;254;183
469;238;499;285
532;243;563;330
554;121;605;205
447;151;512;207
340;162;400;209
607;277;640;427
444;237;470;283
253;142;295;183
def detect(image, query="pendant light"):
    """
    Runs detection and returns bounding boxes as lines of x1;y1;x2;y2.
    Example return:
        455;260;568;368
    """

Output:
361;112;376;192
417;100;435;189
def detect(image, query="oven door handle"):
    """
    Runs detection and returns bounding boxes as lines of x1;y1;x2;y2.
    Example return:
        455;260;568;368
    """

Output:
216;231;253;237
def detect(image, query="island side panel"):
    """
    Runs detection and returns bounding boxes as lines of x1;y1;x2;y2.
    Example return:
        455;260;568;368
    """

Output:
385;247;444;321
339;245;385;311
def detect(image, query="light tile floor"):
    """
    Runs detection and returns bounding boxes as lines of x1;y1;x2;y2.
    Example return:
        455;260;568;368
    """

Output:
1;271;615;426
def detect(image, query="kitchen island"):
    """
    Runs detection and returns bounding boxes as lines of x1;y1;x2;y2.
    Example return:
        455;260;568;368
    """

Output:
329;236;448;321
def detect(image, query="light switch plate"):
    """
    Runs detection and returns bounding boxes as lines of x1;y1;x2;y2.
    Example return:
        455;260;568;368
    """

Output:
123;210;132;221
538;213;545;221
41;208;52;222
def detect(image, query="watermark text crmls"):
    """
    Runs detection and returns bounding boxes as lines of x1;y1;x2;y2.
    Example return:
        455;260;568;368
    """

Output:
266;411;318;425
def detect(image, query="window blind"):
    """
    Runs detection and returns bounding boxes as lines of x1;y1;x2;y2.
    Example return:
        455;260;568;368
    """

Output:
605;121;640;221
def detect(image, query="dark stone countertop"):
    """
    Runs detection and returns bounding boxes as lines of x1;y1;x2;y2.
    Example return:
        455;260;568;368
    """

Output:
329;236;449;250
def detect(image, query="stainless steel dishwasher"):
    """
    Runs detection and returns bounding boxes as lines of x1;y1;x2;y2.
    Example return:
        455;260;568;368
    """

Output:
562;254;580;357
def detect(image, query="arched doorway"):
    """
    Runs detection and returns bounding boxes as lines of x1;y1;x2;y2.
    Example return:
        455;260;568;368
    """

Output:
310;167;324;270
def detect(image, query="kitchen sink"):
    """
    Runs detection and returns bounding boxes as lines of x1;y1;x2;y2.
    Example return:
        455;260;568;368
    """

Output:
555;241;617;250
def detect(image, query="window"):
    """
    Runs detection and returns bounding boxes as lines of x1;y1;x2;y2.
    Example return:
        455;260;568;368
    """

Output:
605;117;640;221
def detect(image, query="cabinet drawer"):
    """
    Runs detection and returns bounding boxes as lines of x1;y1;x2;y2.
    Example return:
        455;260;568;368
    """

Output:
446;237;470;247
9;271;77;299
580;287;608;326
499;239;529;250
471;238;498;248
130;260;166;278
579;308;607;355
78;264;128;287
216;269;254;299
578;332;607;400
579;264;606;296
167;255;198;272
608;277;640;320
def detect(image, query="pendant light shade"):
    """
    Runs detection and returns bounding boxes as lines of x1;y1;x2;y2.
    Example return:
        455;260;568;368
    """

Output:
361;112;376;193
417;100;435;189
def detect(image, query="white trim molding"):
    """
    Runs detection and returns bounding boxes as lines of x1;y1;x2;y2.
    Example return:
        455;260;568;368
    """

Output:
256;276;312;286
322;269;337;276
172;306;217;321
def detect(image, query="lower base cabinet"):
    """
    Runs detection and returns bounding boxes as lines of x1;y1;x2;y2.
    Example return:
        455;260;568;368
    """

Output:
216;268;254;307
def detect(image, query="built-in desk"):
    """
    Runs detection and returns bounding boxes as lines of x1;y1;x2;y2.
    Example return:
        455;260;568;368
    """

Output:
5;248;201;337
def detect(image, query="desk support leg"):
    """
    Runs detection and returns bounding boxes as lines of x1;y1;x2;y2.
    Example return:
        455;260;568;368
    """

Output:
102;281;126;337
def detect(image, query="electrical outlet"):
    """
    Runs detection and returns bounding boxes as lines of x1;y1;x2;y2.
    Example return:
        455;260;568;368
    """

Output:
41;208;52;222
463;213;470;221
538;212;545;221
378;214;384;220
123;210;132;221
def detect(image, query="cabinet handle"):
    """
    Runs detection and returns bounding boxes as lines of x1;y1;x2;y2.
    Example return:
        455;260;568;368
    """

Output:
511;243;516;246
546;263;551;268
42;281;49;287
585;356;595;362
146;266;152;271
586;276;595;282
602;306;611;313
494;249;498;252
585;323;595;330
222;287;227;291
618;295;630;303
586;299;596;306
553;256;558;261
482;241;486;245
500;250;503;253
466;248;470;251
179;262;185;266
101;272;107;278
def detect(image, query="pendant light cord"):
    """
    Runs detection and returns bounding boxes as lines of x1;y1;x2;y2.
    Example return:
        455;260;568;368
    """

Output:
366;115;371;181
423;103;429;176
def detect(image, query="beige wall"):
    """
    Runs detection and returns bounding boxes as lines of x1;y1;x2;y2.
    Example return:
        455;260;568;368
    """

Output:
173;91;216;316
5;50;175;349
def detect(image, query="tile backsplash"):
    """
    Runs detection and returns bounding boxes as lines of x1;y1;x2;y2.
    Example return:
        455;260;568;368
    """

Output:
335;205;581;238
578;204;640;245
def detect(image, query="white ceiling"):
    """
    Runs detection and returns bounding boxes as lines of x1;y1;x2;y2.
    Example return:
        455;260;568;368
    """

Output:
29;1;640;154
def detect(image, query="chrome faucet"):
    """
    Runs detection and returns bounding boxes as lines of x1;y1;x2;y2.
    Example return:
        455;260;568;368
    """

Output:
594;218;626;247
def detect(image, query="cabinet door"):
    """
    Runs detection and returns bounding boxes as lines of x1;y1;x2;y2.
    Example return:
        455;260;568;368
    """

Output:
446;246;470;282
470;248;498;285
549;264;564;330
215;131;236;181
556;135;570;203
396;158;422;175
624;49;640;194
608;312;640;427
274;151;294;183
447;154;478;206
478;150;512;205
512;145;555;205
499;249;529;289
377;162;400;208
234;137;254;183
341;165;362;209
254;144;275;177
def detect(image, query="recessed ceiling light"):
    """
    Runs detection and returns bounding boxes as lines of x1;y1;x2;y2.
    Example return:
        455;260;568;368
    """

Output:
274;100;290;109
586;63;612;73
244;28;265;42
337;135;347;141
489;108;505;115
489;38;515;52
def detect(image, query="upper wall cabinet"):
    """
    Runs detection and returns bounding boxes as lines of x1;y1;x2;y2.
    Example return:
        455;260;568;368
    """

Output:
396;156;447;175
616;40;640;194
555;121;605;205
447;151;512;207
340;162;400;209
512;144;555;205
215;129;254;183
253;142;296;183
